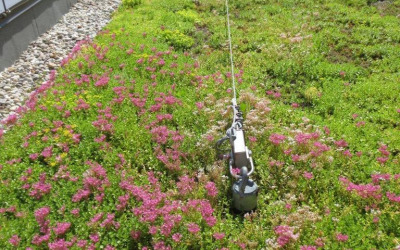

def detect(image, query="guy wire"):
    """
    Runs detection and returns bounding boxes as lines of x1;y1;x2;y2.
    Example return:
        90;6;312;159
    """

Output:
225;0;237;102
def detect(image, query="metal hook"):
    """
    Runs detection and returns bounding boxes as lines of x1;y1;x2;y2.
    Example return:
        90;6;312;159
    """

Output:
239;166;248;196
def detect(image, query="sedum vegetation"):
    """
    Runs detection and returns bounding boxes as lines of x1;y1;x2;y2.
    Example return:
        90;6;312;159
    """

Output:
1;0;400;249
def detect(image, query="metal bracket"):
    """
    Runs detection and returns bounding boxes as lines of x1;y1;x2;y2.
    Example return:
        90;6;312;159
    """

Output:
217;100;254;179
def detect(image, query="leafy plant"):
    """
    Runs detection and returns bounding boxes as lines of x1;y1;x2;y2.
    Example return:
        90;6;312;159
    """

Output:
122;0;142;8
161;29;194;49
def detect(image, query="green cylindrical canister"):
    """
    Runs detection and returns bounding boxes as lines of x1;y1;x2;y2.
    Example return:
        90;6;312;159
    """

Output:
232;178;258;212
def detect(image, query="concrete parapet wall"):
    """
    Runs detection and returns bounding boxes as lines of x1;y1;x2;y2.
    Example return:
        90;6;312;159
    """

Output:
0;0;78;71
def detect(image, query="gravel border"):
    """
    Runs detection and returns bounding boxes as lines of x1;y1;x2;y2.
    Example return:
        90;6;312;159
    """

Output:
0;0;122;126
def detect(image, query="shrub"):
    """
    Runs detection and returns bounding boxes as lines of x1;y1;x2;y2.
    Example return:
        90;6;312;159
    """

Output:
161;29;194;49
122;0;142;8
304;87;320;102
177;9;201;23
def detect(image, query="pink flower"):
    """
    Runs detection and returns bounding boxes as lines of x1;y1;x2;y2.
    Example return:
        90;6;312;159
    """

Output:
295;133;313;145
274;225;299;247
94;134;106;143
269;133;286;145
116;194;130;211
303;171;313;180
2;114;18;125
71;208;80;217
313;142;330;152
9;235;21;246
386;192;400;203
75;99;90;111
213;232;225;240
95;76;110;87
343;150;352;158
314;237;325;247
285;203;292;210
153;241;170;250
196;102;204;110
334;139;348;148
356;121;365;127
371;174;391;184
342;179;382;200
34;206;51;236
63;110;71;118
32;233;50;245
205;215;217;227
291;103;299;108
150;126;169;144
48;239;72;250
29;174;52;199
187;223;200;234
72;189;91;202
130;230;141;240
273;92;281;98
30;153;39;160
90;233;100;243
53;222;71;235
205;181;218;197
231;168;240;175
160;221;174;236
206;134;214;141
41;146;53;158
379;145;390;156
177;175;195;195
72;134;81;143
172;233;182;242
158;59;165;66
270;160;285;167
336;233;348;242
300;246;317;250
34;207;51;222
377;157;388;165
291;154;301;162
77;240;87;248
149;226;158;235
137;58;144;64
100;213;118;229
323;126;330;135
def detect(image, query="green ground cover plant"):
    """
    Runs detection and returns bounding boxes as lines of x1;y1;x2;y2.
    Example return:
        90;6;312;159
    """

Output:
0;0;400;249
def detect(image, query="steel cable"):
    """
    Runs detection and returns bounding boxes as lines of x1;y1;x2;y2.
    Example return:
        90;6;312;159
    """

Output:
225;0;237;103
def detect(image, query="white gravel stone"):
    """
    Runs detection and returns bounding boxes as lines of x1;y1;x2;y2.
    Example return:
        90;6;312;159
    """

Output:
0;0;122;128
